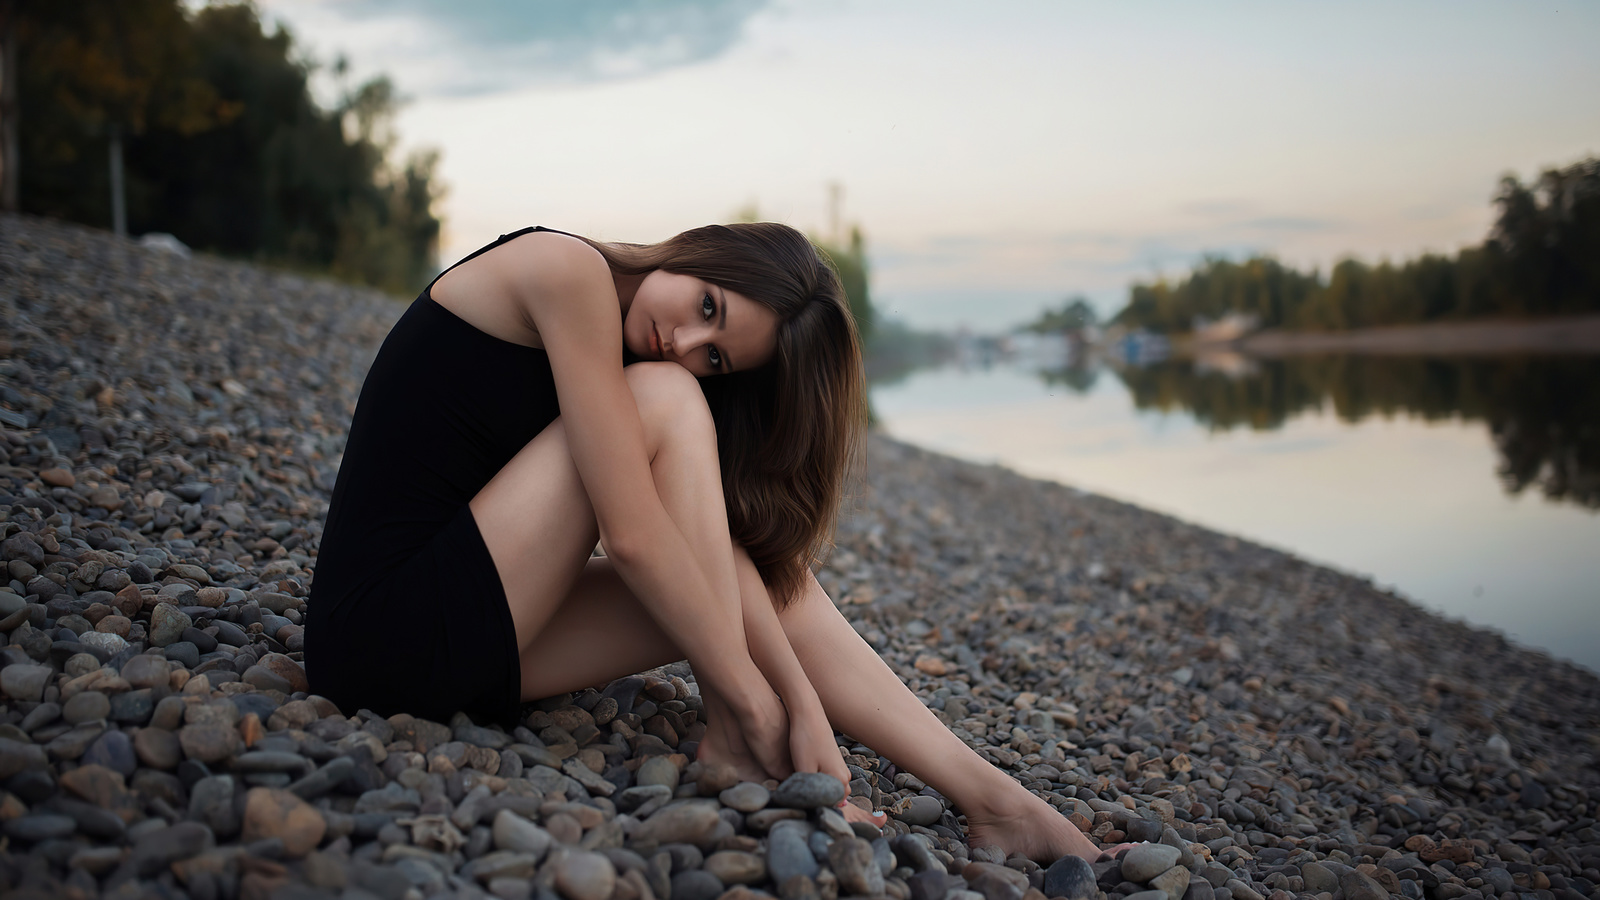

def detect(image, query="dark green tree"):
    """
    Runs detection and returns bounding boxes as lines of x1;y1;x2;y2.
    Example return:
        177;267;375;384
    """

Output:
13;0;442;294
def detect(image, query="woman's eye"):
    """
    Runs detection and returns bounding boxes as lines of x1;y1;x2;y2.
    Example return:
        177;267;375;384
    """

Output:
702;293;715;319
708;346;722;368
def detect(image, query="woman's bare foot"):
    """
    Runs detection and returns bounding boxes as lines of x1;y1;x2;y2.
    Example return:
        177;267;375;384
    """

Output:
694;681;791;782
841;798;889;829
965;788;1113;864
694;719;770;783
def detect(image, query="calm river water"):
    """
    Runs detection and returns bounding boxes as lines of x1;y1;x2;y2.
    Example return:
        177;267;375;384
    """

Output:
870;351;1600;673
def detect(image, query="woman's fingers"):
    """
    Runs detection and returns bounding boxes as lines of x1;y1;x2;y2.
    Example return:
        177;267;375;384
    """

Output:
1096;842;1139;860
839;801;887;826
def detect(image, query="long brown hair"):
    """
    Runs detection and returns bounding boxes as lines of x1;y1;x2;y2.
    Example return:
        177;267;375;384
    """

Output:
581;223;866;607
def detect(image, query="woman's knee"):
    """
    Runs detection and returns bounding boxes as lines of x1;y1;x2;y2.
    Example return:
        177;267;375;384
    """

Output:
625;362;714;448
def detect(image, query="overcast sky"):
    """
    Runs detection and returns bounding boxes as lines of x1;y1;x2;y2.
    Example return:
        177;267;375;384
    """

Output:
257;0;1600;329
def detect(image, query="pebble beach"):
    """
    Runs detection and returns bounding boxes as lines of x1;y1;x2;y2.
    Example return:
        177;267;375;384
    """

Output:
1;213;1597;900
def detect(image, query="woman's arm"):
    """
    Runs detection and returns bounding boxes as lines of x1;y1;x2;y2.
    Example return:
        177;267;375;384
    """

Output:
477;232;790;774
732;548;854;787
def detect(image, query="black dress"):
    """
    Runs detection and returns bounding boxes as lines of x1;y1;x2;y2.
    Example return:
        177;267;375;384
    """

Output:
306;226;567;725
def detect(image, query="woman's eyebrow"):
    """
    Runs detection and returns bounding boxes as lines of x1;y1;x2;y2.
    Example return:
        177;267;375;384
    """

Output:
715;285;732;372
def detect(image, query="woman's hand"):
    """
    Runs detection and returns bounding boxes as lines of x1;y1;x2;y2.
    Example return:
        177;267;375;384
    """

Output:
787;704;849;785
787;700;889;828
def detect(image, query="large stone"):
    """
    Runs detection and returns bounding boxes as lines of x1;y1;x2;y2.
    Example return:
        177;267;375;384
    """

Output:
1043;855;1097;900
636;756;682;792
719;781;771;813
1;535;44;566
1340;870;1390;900
632;802;721;845
892;794;944;827
242;787;326;857
773;772;846;809
121;654;171;689
63;690;111;724
706;849;767;885
892;834;943;874
493;809;554;857
829;837;885;897
464;850;541;882
81;729;137;777
2;664;52;702
768;822;820;884
555;850;618;900
135;727;183;770
256;652;309;694
79;631;128;655
5;812;77;842
1301;863;1339;894
59;763;129;809
0;737;49;780
1150;865;1193;900
268;699;319;731
178;723;243;764
671;869;725;900
690;760;739;795
122;821;216;879
148;603;192;647
189;775;242;838
1121;844;1183;883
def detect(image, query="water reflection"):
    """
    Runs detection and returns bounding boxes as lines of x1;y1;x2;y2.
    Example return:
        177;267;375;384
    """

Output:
1033;355;1600;509
868;347;1600;672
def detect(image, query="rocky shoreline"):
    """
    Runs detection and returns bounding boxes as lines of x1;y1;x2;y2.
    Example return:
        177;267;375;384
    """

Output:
1;212;1597;900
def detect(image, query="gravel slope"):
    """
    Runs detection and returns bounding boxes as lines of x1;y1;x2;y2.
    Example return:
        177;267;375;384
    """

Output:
1;213;1596;900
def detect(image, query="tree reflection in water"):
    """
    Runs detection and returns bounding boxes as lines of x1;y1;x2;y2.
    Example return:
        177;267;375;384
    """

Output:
1090;355;1600;508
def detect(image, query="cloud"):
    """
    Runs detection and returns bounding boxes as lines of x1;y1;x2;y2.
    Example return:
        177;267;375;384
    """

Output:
1239;216;1341;233
308;0;768;96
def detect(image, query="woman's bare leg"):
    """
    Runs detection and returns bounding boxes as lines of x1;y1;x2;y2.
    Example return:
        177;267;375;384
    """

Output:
516;546;1111;856
774;567;1111;863
514;556;767;780
469;362;776;779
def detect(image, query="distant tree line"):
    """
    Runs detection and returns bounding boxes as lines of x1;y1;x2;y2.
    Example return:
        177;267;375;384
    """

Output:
1116;355;1600;508
1112;156;1600;334
1026;295;1098;334
1;0;442;294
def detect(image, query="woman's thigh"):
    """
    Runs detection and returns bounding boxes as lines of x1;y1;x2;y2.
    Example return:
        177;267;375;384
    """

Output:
517;556;683;699
469;362;716;656
468;417;602;652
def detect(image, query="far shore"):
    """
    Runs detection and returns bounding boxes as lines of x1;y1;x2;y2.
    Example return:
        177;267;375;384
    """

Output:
1178;313;1600;356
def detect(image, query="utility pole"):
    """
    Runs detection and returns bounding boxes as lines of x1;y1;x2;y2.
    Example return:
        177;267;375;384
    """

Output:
0;1;18;212
828;181;842;245
109;124;126;237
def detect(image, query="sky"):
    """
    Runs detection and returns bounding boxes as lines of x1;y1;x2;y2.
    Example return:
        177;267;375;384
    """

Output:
256;0;1600;330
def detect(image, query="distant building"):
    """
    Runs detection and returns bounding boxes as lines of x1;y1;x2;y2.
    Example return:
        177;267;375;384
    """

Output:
1190;312;1260;344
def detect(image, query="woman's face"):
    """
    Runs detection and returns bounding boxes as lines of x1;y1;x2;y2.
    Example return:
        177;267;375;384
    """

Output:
623;270;779;376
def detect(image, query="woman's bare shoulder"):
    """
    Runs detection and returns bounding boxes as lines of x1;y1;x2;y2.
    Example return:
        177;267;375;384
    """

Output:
432;230;613;347
497;230;608;288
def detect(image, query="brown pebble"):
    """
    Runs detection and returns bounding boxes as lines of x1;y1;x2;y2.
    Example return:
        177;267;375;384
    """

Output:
40;468;75;488
134;727;182;770
95;614;132;637
239;712;264;747
242;787;326;858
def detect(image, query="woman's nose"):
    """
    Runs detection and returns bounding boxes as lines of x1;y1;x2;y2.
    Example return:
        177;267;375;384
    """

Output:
670;325;708;356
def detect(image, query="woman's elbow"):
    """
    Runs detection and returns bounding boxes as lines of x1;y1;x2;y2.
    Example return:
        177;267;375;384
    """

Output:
597;527;646;570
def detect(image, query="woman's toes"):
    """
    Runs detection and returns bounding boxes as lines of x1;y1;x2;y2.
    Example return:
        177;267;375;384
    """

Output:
839;802;886;826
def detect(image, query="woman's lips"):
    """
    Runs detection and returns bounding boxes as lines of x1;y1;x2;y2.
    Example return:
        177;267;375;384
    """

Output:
650;325;662;359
